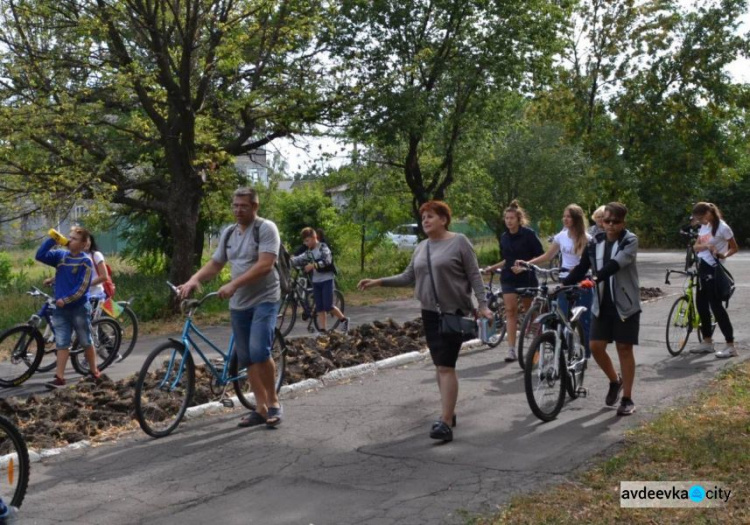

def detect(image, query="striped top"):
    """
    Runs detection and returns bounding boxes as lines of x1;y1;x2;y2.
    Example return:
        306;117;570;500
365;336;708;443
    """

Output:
36;238;92;308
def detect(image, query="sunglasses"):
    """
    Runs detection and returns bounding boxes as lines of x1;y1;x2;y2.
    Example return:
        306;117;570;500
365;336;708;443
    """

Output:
603;218;623;225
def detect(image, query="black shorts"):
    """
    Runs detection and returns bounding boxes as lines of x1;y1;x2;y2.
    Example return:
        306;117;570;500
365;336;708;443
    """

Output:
590;312;640;345
501;274;539;295
422;310;464;368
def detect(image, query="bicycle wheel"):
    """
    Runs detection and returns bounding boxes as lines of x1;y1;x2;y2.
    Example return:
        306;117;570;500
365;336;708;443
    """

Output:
36;322;58;373
276;294;297;337
315;289;345;332
524;331;566;422
518;302;545;370
0;414;30;508
565;322;587;399
485;309;507;348
229;352;255;411
71;318;121;375
134;341;195;438
0;326;44;388
113;304;139;360
666;296;691;356
229;329;288;409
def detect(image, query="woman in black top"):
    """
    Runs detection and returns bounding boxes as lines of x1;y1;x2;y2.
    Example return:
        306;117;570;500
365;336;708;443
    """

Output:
483;201;543;362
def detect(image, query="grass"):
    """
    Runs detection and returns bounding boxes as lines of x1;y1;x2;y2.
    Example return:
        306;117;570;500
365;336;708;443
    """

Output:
470;362;750;524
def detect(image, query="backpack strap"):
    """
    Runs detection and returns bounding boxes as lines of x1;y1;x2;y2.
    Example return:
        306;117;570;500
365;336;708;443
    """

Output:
223;223;238;261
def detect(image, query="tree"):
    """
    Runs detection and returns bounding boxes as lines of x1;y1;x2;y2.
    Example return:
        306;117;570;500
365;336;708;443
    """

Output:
330;0;568;222
0;0;339;284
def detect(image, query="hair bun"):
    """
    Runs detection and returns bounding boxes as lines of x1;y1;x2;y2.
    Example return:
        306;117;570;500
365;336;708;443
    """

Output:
509;199;520;209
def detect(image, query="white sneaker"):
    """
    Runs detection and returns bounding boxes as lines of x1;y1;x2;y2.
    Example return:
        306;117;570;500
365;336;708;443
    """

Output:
689;341;714;354
504;347;517;362
715;345;738;359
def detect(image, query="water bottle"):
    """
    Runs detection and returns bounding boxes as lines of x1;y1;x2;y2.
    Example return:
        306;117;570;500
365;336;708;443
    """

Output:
48;228;69;246
478;317;496;344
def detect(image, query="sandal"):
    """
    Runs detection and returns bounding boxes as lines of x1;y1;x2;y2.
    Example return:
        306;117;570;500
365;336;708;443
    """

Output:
266;406;283;428
237;411;267;428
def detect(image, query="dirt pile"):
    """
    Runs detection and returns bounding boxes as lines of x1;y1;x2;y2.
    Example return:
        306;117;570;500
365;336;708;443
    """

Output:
640;287;664;300
2;319;426;449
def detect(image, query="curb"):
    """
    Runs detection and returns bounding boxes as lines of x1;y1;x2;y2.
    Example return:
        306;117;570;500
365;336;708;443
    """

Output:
20;293;668;464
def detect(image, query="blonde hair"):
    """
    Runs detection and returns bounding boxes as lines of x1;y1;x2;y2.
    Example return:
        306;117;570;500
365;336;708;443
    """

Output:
504;199;529;227
591;205;606;222
565;204;588;255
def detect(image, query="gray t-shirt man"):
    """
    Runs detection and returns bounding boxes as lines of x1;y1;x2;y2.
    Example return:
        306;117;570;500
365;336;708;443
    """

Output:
212;217;281;310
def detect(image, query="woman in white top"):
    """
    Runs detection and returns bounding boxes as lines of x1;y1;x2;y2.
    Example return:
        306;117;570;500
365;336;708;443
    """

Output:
85;235;110;301
520;204;592;355
691;202;739;358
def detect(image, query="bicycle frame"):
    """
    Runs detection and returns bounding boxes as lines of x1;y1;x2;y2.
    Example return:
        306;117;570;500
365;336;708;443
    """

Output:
665;269;701;330
533;289;586;379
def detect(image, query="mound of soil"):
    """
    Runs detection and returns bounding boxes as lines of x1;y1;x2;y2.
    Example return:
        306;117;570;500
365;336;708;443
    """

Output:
640;287;664;300
1;319;426;449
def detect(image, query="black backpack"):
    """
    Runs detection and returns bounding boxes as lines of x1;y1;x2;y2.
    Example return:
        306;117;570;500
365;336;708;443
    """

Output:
223;220;291;295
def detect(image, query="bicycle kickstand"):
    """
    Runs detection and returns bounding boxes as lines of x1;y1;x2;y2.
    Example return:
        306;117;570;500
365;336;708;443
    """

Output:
218;386;236;408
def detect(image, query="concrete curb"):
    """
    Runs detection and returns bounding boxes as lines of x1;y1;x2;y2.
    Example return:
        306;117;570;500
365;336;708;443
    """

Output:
24;292;670;464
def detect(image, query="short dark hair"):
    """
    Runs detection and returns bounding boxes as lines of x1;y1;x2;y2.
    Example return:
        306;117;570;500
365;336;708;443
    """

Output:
233;187;259;203
300;227;316;240
418;200;452;228
604;202;628;221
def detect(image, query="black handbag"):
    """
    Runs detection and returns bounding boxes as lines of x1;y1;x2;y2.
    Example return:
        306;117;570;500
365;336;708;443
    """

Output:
714;261;735;302
426;242;478;340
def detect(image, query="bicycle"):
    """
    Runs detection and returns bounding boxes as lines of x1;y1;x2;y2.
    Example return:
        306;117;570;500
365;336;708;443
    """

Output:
515;262;559;370
134;282;289;438
664;228;716;356
0;414;29;510
0;288;121;387
483;271;508;347
524;283;588;422
276;270;345;336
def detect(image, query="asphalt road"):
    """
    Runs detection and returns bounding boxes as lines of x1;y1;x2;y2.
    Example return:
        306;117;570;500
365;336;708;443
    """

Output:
14;251;750;524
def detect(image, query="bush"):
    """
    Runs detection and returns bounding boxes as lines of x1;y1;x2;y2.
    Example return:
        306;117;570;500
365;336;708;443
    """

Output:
0;253;12;289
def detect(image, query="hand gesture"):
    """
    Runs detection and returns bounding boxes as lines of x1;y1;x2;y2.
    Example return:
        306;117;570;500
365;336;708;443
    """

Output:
178;279;200;299
358;279;377;291
579;279;595;289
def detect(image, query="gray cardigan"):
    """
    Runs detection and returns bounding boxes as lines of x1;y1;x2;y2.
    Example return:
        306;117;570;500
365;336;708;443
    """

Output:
380;233;487;314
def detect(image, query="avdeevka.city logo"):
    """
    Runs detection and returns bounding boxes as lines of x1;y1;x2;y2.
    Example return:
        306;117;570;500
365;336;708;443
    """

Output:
620;481;731;508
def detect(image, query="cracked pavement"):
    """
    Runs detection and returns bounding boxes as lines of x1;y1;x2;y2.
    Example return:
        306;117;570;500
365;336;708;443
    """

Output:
21;252;750;524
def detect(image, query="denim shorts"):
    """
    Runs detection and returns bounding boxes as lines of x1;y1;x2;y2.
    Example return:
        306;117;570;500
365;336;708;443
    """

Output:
52;301;93;349
230;301;280;368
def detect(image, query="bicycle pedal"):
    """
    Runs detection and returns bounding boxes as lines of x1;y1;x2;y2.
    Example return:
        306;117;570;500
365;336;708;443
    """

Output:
576;387;588;398
221;398;235;408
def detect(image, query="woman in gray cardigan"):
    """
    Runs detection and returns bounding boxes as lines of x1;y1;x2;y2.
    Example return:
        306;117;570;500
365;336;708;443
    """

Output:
358;201;492;442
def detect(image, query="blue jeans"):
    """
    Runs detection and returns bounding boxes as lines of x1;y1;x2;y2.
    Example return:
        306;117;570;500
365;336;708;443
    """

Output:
557;288;593;358
52;301;92;349
230;301;280;368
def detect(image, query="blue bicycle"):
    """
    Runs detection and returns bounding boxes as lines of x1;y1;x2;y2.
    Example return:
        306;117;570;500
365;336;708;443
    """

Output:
0;287;120;387
133;283;288;438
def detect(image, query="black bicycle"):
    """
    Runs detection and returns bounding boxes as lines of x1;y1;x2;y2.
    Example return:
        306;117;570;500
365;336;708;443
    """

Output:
515;263;559;370
0;414;29;509
483;271;507;348
276;271;345;336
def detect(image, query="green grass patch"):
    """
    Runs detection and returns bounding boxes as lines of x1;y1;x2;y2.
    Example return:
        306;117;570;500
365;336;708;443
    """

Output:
473;363;750;524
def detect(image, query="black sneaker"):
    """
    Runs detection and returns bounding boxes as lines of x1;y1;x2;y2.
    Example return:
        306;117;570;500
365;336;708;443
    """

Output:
605;375;623;406
429;421;453;442
617;397;636;416
341;318;349;334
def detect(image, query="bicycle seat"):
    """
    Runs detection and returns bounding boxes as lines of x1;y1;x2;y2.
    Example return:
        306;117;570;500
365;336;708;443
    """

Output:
181;299;201;312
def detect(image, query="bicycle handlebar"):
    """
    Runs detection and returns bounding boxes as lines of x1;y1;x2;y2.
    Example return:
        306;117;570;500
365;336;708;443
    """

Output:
166;281;221;314
27;286;53;302
516;261;560;279
664;268;696;285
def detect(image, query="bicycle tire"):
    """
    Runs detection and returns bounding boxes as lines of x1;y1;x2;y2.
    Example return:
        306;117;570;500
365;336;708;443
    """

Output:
0;326;44;388
36;322;57;373
134;341;195;438
112;304;139;360
485;309;507;348
276;294;297;337
70;318;121;375
518;302;545;370
0;414;30;508
666;296;691;356
313;289;346;332
229;352;255;411
524;331;566;422
565;322;587;399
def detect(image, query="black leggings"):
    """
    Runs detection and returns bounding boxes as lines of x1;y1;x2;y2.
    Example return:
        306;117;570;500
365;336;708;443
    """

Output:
696;260;734;342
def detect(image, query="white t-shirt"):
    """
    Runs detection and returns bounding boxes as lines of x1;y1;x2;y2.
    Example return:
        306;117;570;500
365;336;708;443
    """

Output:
86;251;106;298
696;220;734;266
553;229;591;277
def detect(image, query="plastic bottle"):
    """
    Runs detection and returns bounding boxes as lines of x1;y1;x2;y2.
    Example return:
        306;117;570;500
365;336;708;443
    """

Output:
48;228;69;246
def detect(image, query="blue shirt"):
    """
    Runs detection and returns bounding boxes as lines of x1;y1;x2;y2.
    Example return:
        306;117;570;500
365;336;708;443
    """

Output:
36;238;92;308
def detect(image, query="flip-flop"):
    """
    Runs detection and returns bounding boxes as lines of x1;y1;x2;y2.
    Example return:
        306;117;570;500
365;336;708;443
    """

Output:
238;411;267;428
266;406;283;428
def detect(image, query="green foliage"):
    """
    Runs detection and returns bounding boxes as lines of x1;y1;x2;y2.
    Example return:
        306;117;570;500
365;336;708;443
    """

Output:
0;253;12;289
272;184;339;249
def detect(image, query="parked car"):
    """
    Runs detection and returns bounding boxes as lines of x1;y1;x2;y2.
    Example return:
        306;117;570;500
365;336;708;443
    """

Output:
386;224;419;249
